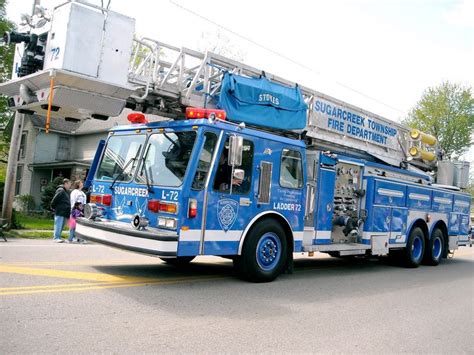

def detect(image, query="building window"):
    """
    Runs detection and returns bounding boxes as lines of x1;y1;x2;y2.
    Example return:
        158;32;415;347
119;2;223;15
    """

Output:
57;136;71;160
280;149;303;189
18;132;27;160
15;165;23;196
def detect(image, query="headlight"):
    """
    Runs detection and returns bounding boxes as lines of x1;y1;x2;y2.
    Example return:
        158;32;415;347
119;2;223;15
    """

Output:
158;217;177;230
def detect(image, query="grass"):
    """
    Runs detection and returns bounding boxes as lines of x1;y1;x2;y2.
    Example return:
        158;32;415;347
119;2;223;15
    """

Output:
4;230;68;239
16;213;54;230
3;213;67;239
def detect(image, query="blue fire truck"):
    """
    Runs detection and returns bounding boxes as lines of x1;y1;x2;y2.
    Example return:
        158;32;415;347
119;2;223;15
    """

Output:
0;1;470;282
75;73;471;282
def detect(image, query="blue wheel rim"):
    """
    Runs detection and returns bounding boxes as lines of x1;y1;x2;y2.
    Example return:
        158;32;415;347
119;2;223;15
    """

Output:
256;232;281;271
412;235;423;261
432;237;442;259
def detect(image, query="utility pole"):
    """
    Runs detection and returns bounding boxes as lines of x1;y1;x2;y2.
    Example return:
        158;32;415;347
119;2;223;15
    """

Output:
1;112;25;223
1;0;40;225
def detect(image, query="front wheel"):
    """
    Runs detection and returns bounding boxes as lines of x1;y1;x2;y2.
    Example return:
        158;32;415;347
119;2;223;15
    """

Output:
237;219;287;282
402;227;425;268
423;229;444;266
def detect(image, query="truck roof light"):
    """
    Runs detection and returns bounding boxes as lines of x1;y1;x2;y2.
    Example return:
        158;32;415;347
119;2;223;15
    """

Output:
185;107;226;120
127;112;148;124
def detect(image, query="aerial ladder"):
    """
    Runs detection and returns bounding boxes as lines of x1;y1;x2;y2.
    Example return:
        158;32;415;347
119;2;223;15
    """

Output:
0;1;440;171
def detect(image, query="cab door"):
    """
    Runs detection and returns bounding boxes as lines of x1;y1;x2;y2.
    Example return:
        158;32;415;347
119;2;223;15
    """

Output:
203;134;255;255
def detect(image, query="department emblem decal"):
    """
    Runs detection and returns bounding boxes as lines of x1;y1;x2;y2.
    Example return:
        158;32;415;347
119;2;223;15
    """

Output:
217;199;239;231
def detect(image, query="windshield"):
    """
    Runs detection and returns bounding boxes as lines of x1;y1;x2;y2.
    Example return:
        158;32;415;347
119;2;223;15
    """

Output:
136;131;197;187
95;134;146;182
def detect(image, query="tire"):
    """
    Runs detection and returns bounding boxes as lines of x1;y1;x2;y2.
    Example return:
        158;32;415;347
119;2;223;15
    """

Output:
423;229;444;266
159;256;195;266
237;219;287;283
402;227;425;268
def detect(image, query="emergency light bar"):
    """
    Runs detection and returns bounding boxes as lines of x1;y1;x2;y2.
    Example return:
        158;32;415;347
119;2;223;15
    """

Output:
185;107;226;120
127;112;148;124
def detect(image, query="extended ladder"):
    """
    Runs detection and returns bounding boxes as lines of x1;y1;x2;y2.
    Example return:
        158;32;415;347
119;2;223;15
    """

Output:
0;0;434;169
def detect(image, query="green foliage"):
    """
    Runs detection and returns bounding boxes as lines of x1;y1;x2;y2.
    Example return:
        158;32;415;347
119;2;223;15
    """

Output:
403;82;474;160
16;212;53;230
4;230;67;239
41;176;64;211
10;209;23;229
0;180;4;209
0;0;15;165
15;194;36;214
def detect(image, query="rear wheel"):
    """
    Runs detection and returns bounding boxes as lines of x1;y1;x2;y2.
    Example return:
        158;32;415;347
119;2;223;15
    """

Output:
236;219;287;282
160;256;195;266
402;227;425;268
423;229;444;266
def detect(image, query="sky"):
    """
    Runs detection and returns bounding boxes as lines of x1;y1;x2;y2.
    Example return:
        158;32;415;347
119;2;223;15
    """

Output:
6;0;474;164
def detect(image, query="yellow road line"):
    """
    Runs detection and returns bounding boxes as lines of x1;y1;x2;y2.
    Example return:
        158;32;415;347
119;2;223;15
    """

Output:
0;275;226;296
3;260;158;266
0;265;152;283
0;282;128;292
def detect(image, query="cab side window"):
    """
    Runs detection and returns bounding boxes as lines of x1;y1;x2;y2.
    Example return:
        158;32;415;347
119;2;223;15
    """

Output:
213;137;254;194
192;132;218;190
280;149;303;189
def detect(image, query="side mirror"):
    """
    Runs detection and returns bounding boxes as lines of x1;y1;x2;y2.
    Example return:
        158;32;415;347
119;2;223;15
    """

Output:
228;135;243;167
233;168;245;184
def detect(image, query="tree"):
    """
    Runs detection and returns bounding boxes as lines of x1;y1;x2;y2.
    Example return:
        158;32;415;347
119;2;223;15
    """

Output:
41;177;64;212
198;29;246;62
0;0;15;165
404;82;474;160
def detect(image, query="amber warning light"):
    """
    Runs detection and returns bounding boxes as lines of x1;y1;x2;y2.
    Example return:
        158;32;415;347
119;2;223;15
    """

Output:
185;107;226;120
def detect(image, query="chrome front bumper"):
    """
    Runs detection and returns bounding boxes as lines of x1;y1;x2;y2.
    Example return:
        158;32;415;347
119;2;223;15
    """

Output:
76;218;178;257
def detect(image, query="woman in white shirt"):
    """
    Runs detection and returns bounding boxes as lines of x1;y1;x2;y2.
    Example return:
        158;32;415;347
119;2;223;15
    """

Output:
70;180;86;206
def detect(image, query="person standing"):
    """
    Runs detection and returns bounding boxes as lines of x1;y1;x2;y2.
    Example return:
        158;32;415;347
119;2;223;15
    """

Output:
51;178;72;243
68;202;84;243
69;180;87;243
70;180;87;207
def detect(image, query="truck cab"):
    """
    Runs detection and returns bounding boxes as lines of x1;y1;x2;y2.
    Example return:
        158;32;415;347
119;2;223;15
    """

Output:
77;112;307;282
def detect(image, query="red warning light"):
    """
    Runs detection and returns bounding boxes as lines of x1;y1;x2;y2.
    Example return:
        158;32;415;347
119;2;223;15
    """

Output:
127;112;148;124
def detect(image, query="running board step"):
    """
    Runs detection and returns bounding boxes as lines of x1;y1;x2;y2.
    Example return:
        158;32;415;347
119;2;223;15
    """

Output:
303;243;371;253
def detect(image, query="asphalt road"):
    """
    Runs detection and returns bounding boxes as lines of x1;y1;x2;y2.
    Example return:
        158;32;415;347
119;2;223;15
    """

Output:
1;238;473;353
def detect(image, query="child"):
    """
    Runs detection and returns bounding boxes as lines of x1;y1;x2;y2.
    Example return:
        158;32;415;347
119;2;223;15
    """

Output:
68;202;84;243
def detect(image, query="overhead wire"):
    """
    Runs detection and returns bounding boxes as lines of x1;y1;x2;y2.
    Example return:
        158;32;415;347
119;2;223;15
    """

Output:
168;0;406;115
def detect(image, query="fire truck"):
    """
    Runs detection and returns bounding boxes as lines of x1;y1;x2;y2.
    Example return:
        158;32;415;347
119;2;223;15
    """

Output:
1;1;471;282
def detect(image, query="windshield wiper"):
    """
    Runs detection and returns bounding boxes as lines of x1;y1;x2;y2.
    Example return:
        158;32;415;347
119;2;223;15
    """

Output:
139;144;154;193
110;144;142;191
163;133;180;148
